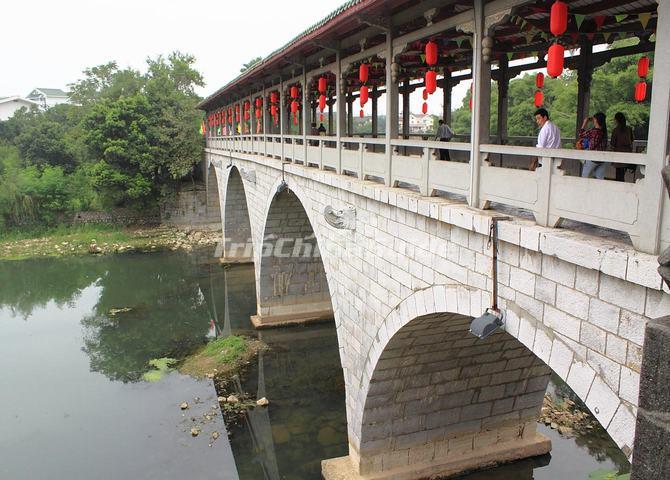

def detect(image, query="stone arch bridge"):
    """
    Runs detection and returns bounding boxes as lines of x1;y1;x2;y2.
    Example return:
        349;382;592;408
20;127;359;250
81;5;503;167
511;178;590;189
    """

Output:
205;149;667;479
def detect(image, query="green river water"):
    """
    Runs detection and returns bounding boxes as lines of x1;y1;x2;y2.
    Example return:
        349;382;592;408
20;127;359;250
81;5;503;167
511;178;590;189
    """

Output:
0;249;629;479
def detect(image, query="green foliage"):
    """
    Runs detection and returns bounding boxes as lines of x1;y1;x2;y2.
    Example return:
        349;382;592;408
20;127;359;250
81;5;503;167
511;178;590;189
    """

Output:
587;468;630;480
240;56;262;73
201;335;247;363
0;51;204;228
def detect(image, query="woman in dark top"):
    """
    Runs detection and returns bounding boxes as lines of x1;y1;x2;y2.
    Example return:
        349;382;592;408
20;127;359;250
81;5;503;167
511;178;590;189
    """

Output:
580;112;608;179
610;112;635;182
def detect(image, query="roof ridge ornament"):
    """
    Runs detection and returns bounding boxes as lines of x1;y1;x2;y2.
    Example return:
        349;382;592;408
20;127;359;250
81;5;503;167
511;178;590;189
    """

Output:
424;8;437;27
356;14;391;32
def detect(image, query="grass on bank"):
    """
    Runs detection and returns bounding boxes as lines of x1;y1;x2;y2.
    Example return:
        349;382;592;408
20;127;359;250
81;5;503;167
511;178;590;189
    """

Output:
0;223;194;261
179;335;265;380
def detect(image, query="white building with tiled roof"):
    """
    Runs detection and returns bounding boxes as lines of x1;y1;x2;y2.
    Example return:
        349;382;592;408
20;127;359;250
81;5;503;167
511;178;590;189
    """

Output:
0;96;40;121
26;88;70;109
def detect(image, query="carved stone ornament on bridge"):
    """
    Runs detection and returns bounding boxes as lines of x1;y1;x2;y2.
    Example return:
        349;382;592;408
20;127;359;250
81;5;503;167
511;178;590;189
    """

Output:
658;165;670;288
239;167;256;184
323;205;356;230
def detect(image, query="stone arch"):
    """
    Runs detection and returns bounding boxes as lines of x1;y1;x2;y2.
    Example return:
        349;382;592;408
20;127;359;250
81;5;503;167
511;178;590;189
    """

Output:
219;166;253;262
347;285;633;478
252;176;334;328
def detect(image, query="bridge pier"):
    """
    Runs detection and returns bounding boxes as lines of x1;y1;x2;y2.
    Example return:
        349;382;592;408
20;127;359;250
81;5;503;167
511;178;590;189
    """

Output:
324;312;552;479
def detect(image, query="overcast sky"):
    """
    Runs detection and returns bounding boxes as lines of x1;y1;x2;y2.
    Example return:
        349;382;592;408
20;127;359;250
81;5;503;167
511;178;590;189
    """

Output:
2;0;468;117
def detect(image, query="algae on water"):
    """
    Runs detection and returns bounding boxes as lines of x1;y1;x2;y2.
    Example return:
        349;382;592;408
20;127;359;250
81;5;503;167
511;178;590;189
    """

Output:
142;357;177;382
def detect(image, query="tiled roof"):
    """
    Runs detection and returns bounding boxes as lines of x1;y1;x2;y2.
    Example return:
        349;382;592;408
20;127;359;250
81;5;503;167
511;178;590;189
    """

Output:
32;88;69;97
199;0;368;108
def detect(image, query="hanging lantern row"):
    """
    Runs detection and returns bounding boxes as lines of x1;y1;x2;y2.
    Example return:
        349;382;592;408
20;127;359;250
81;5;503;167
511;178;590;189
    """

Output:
534;72;545;108
635;56;650;102
547;0;567;79
359;63;370;116
422;40;439;115
269;91;279;126
318;76;328;122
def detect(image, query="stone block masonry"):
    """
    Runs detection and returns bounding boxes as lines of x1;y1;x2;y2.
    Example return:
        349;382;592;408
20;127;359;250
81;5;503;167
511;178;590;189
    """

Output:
206;149;669;479
631;316;670;479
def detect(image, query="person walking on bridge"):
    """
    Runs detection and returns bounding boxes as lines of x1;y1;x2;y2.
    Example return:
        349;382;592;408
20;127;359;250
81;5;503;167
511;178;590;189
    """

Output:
436;119;454;160
530;108;561;171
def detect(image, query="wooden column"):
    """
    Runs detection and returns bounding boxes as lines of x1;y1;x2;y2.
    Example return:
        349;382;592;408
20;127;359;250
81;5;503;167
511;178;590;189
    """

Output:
335;51;345;173
303;69;309;161
442;68;452;126
468;0;490;208
575;42;593;139
384;31;399;186
636;0;670;254
279;79;284;160
371;86;379;137
347;92;354;136
402;80;411;138
497;56;509;145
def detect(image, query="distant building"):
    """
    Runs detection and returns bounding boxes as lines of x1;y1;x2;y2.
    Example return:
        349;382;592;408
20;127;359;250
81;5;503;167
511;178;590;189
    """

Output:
0;96;40;121
398;113;436;134
26;88;70;109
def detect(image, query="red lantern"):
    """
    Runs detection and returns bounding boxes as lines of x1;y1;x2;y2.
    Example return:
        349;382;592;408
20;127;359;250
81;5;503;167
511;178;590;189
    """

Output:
422;102;428;114
536;72;545;89
228;107;233;117
235;104;240;113
270;105;277;117
244;101;250;111
425;70;437;94
320;113;324;122
319;94;326;112
425;40;438;66
270;91;278;103
547;43;565;78
359;63;369;84
244;111;250;121
550;1;568;37
290;86;299;99
422;89;428;101
290;100;299;114
255;97;262;108
635;81;647;102
360;86;369;106
255;109;261;119
534;91;544;107
359;109;364;118
318;76;327;94
638;56;650;78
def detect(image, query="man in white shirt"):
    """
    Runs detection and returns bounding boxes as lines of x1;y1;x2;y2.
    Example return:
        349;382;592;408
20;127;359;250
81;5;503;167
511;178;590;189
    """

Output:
530;108;561;170
436;119;454;160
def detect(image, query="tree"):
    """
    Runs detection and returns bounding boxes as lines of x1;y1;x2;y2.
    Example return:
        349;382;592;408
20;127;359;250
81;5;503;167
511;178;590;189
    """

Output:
240;56;262;73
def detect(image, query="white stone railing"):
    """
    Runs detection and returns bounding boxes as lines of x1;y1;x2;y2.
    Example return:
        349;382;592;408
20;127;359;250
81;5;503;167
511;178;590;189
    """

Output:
478;144;648;247
206;134;664;253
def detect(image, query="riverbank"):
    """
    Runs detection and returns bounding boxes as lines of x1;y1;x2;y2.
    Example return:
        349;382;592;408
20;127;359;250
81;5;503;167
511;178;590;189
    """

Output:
0;224;221;261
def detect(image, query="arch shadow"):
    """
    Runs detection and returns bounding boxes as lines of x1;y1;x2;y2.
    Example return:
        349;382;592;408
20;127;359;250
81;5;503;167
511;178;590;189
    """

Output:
345;285;634;478
251;176;335;329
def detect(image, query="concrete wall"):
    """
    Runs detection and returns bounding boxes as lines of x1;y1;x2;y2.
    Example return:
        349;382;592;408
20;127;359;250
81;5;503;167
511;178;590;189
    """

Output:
207;148;670;474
